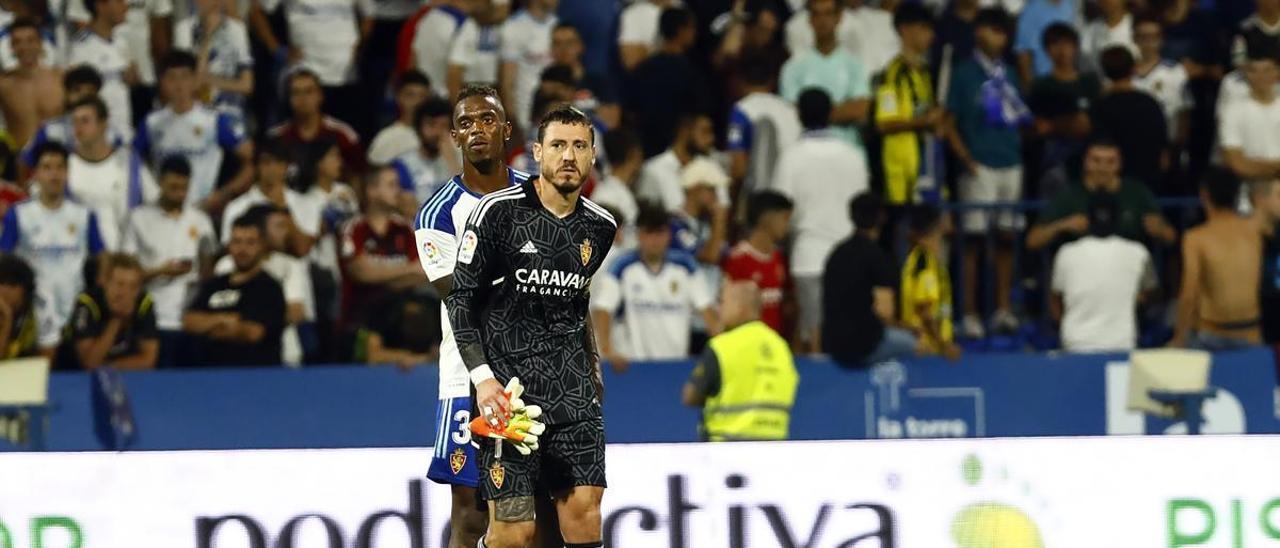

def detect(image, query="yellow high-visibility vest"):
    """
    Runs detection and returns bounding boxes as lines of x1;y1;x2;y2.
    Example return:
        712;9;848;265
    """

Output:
702;321;798;441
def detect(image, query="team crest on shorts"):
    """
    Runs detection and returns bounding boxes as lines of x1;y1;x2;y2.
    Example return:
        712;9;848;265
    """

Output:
580;239;592;265
489;461;506;489
450;447;467;475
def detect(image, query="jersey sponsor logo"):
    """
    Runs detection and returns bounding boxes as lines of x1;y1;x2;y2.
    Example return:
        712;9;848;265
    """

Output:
580;238;592;265
208;288;241;308
458;230;478;264
449;447;467;475
514;268;589;296
519;241;539;254
422;240;440;262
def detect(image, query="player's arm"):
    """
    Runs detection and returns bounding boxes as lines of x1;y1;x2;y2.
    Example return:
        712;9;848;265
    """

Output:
444;211;510;424
583;310;604;401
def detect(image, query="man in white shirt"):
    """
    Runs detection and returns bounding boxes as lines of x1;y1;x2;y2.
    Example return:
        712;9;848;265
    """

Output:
498;0;556;133
636;112;716;213
221;140;320;247
618;0;681;72
367;70;431;166
0;142;106;350
1132;14;1189;143
1052;198;1155;352
390;97;459;214
174;0;255;117
67;0;136;140
1220;45;1280;183
411;0;472;98
251;0;372;131
136;50;253;213
772;87;868;351
1081;0;1134;71
727;61;802;197
67;96;158;250
447;0;505;99
591;204;717;368
69;0;172;101
121;156;217;367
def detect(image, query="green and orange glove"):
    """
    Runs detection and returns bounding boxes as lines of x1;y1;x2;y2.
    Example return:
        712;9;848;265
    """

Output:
469;377;546;455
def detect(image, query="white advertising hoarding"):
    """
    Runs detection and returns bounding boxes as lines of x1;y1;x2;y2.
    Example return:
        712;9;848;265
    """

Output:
2;436;1280;547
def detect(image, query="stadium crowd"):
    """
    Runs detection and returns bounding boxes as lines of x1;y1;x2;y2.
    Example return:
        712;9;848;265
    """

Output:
0;0;1276;371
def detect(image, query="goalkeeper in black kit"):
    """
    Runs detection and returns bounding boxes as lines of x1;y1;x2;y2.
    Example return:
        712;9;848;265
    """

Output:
445;104;616;548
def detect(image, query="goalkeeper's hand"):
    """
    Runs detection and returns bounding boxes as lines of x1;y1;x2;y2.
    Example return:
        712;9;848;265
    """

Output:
471;377;546;455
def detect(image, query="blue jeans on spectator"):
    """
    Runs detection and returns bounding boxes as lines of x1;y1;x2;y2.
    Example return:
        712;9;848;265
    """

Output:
863;328;918;365
1188;331;1258;352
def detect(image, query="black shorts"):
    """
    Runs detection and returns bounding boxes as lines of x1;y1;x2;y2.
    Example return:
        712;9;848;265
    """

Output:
476;417;607;501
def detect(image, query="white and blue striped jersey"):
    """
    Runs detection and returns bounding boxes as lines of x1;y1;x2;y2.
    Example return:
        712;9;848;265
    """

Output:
21;115;125;167
66;147;158;250
135;104;247;206
67;29;133;140
390;149;451;205
590;249;713;362
413;168;529;399
0;199;106;347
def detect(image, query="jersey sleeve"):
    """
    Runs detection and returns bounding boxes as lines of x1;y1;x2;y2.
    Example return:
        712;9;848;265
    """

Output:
391;159;414;191
216;113;248;150
413;226;457;282
136;295;159;339
590;268;622;313
726;106;753;152
0;206;19;252
444;203;505;375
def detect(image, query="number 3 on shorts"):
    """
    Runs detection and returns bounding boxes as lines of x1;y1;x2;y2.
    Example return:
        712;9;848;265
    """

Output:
452;409;472;445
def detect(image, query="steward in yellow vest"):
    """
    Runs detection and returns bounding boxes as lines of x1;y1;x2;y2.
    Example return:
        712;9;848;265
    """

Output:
683;281;798;441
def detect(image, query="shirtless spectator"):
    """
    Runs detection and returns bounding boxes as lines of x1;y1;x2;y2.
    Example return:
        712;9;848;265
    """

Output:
0;18;63;149
1171;169;1262;349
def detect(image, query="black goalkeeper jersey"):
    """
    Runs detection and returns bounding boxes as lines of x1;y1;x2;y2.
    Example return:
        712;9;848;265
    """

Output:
446;179;617;424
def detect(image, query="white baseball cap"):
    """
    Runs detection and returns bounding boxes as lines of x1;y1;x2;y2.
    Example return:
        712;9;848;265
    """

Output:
681;157;729;190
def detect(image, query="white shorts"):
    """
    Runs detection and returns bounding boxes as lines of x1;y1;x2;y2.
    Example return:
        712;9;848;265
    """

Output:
959;164;1025;234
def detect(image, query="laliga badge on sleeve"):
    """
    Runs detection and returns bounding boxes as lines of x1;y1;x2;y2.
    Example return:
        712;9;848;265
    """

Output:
458;230;478;264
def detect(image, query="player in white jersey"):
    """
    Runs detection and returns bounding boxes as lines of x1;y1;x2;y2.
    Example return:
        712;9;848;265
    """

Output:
67;0;136;140
136;51;253;211
392;97;457;209
0;142;106;350
412;84;525;548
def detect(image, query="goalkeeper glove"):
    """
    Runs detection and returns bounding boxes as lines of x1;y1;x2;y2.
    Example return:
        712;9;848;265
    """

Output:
470;377;546;455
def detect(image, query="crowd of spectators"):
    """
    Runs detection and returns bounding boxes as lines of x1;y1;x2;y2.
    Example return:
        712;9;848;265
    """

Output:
0;0;1276;372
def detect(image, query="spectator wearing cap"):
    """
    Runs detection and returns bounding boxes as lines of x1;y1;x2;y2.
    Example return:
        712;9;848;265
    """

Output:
367;70;433;166
946;7;1028;339
900;204;962;360
673;157;730;269
636;112;718;213
1089;45;1169;190
626;7;711;158
59;253;159;371
591;204;718;370
1026;139;1176;251
215;204;314;366
121;156;218;367
771;87;868;353
446;0;506;101
1052;192;1156;353
779;0;871;151
873;2;941;206
823;192;917;366
723;191;793;336
1220;43;1280;184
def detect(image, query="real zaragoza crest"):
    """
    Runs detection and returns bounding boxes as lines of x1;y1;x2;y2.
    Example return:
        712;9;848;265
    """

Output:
449;447;466;475
580;238;592;265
